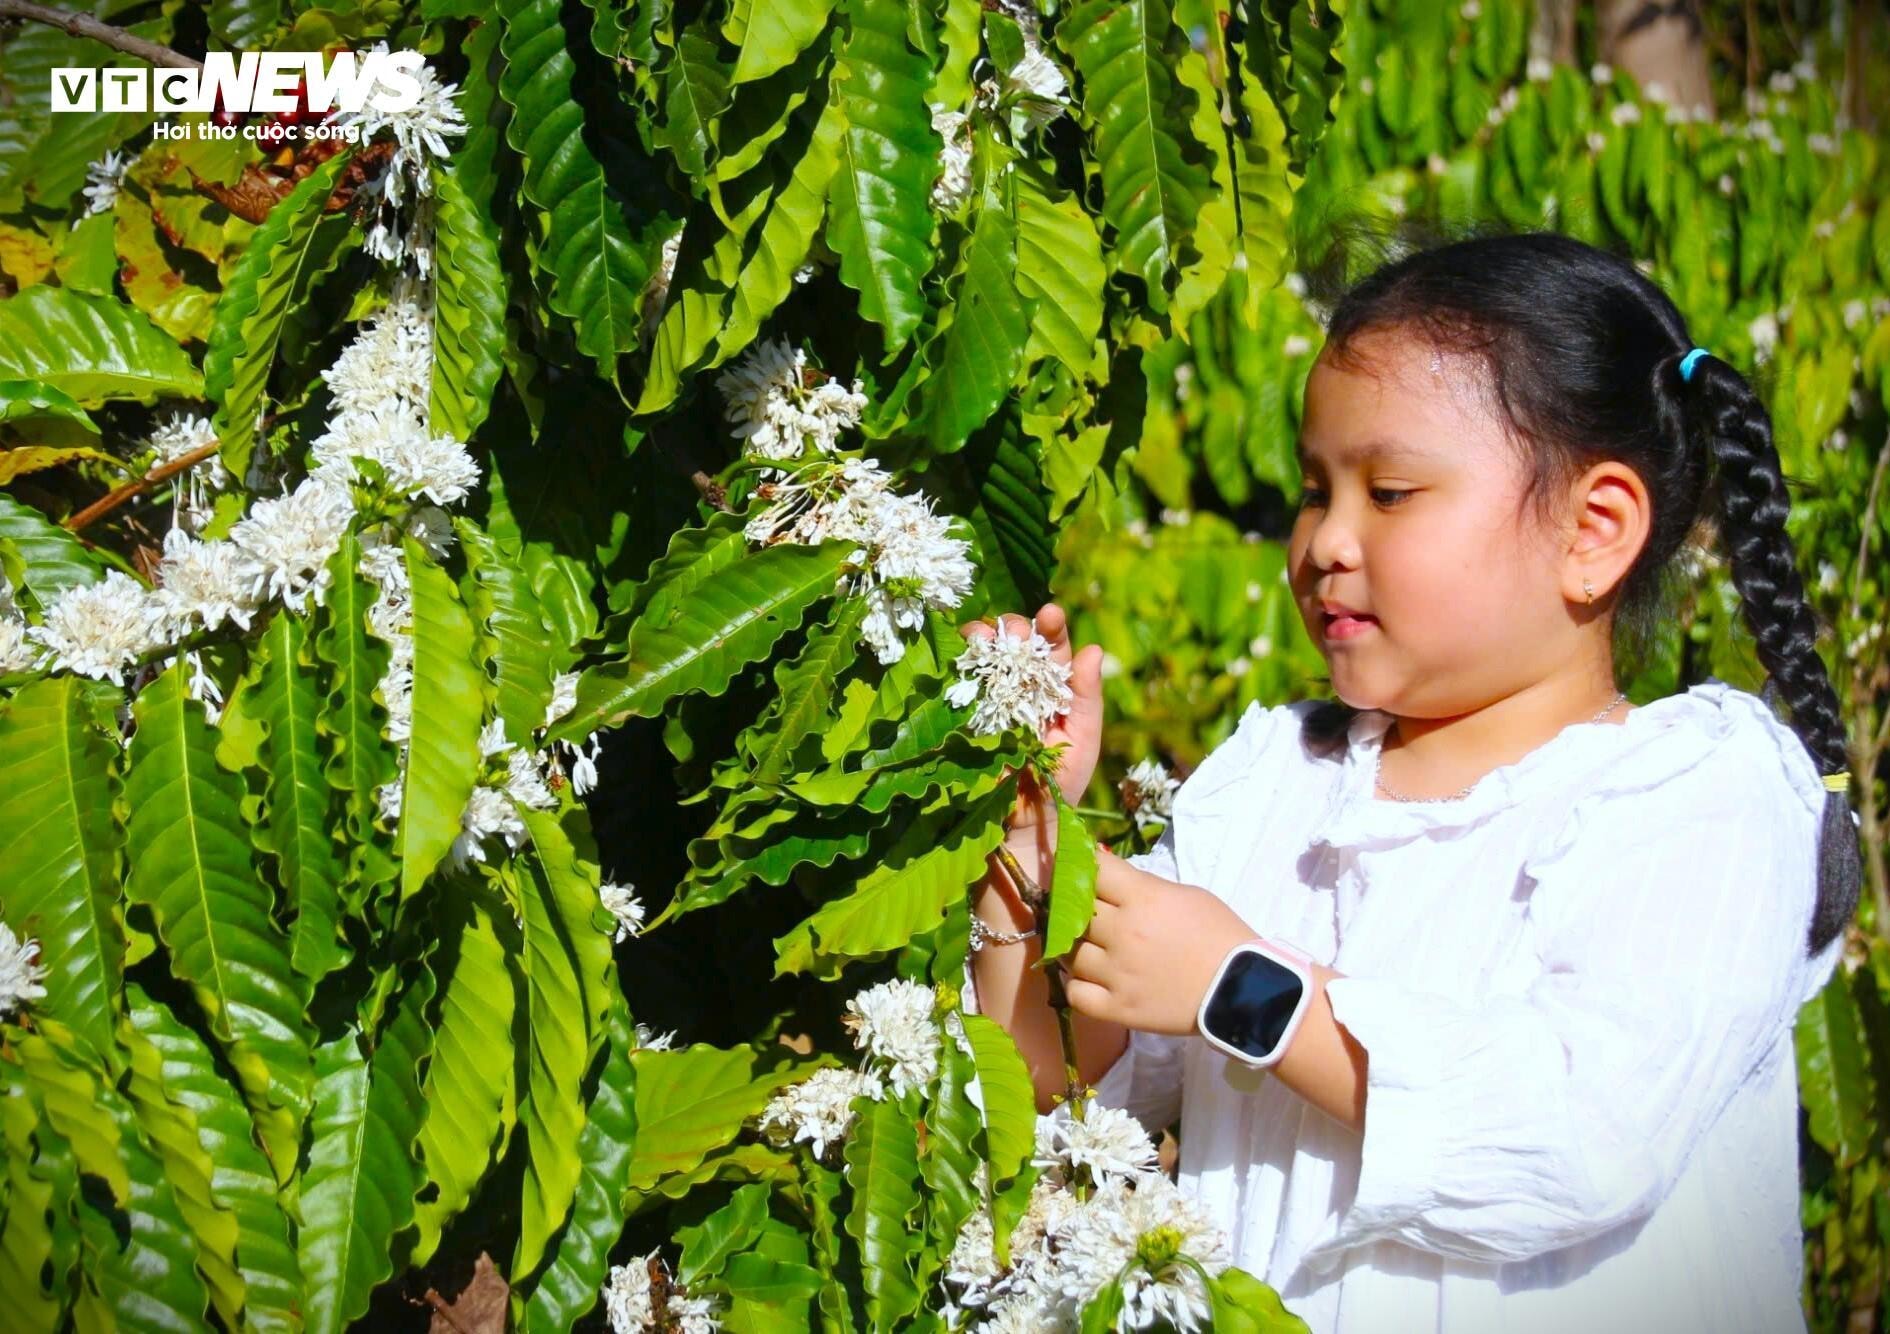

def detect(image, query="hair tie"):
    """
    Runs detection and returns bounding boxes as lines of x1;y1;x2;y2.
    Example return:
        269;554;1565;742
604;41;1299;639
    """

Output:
1823;771;1850;792
1678;347;1710;382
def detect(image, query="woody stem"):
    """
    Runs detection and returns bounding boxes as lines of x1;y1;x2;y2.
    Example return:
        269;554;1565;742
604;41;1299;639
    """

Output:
0;0;201;69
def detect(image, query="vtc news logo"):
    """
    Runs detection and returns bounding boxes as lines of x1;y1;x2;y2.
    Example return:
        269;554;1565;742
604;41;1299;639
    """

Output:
50;49;424;116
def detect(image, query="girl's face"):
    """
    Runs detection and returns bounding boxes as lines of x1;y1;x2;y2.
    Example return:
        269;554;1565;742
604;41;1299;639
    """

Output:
1287;330;1574;717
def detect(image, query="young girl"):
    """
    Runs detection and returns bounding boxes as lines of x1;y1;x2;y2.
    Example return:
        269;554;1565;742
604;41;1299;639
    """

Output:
966;231;1863;1333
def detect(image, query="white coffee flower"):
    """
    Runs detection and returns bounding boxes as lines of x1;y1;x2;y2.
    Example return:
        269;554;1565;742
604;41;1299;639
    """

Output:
1123;758;1180;833
1609;101;1642;126
1748;311;1780;357
544;671;580;728
758;1066;884;1159
329;43;468;205
28;571;163;683
153;528;266;636
0;614;37;675
229;476;356;610
504;749;557;810
843;978;940;1098
599;881;645;943
642;228;684;334
1054;1175;1230;1331
1006;46;1069;131
1034;1097;1160;1189
1842;298;1866;331
1590;62;1613;85
931;106;974;211
846;492;977;665
1525;55;1552;82
946;618;1075;737
81;149;127;215
0;922;49;1019
445;784;529;871
632;1021;676;1051
716;337;866;463
601;1252;658;1332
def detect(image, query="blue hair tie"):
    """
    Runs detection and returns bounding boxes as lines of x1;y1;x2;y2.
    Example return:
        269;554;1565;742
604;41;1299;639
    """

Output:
1678;347;1709;382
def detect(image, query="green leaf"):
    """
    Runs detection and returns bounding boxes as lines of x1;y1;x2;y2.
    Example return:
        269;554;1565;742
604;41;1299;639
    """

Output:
626;1046;799;1191
251;612;349;982
413;885;520;1265
0;287;202;407
519;1002;639;1334
1041;793;1098;959
0;492;103;610
498;0;651;377
1206;1263;1311;1332
728;0;833;84
459;517;557;748
13;1028;130;1203
314;537;400;858
396;537;486;900
127;987;303;1334
62;1042;216;1334
959;1014;1034;1184
1079;1277;1126;1334
430;158;508;443
718;96;845;359
300;968;435;1334
0;378;99;437
1058;0;1210;311
1796;968;1877;1169
551;541;848;740
512;805;616;1282
0;1067;75;1332
742;596;868;784
125;665;310;1183
201;152;351;480
1012;164;1105;370
0;677;125;1061
919;1016;982;1253
842;1093;923;1328
115;1019;247;1330
774;782;1010;977
923;185;1029;451
678;1182;772;1284
658;26;735;176
827;0;938;354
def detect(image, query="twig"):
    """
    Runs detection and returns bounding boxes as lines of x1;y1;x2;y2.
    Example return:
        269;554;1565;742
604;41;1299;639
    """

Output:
0;0;200;69
1846;437;1890;929
63;437;221;533
993;842;1087;1116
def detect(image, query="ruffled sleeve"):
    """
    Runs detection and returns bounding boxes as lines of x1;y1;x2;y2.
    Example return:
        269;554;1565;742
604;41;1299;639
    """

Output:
1295;690;1834;1272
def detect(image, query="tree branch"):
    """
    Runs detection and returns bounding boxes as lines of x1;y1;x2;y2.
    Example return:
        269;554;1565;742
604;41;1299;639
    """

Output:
63;437;221;533
0;0;201;69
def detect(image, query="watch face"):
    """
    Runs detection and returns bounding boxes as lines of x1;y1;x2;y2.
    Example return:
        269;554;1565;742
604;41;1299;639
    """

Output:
1202;949;1307;1062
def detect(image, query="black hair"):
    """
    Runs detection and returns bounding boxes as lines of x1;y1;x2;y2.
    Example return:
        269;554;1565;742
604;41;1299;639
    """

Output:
1291;221;1859;957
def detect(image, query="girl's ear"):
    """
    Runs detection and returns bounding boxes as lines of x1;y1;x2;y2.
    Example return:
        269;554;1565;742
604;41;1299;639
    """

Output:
1561;460;1650;605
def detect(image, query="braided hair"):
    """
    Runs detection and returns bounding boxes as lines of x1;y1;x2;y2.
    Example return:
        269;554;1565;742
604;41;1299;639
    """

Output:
1291;223;1860;956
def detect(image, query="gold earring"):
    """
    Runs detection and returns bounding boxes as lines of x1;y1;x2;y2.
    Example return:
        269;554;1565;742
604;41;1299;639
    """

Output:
1583;578;1595;604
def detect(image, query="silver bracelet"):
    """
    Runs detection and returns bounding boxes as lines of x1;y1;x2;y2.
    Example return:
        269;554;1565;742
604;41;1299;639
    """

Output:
969;913;1038;952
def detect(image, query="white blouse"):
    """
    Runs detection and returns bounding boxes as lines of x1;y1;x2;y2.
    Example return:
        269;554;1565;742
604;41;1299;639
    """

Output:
1090;678;1847;1334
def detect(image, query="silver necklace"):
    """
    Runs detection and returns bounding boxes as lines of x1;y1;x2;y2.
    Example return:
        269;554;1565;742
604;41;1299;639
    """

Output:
1373;691;1629;803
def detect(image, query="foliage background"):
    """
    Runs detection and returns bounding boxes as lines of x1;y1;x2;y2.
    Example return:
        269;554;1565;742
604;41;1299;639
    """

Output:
0;0;1888;1329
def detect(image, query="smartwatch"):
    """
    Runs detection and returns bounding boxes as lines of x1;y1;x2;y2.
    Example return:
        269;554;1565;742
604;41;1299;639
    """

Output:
1195;939;1315;1069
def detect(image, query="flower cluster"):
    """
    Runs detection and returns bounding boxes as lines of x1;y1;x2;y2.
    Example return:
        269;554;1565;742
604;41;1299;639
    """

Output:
599;880;646;942
0;921;48;1020
601;1250;723;1333
743;454;976;666
757;1066;884;1161
1120;758;1180;833
82;150;127;216
946;618;1074;737
330;43;469;273
944;1096;1232;1331
929;1;1071;211
716;337;868;465
843;977;943;1097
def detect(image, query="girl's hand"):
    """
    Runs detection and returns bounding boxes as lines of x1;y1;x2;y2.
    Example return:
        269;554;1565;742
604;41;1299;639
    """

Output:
957;603;1104;880
1061;846;1260;1035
